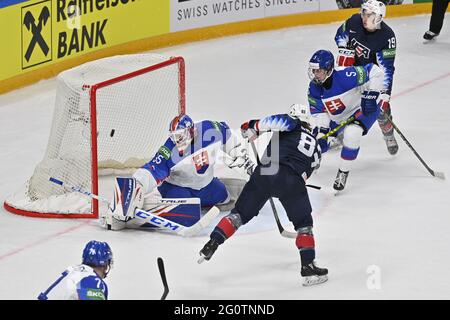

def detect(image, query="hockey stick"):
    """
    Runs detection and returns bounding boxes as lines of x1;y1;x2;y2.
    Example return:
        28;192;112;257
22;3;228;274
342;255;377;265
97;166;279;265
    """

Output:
318;115;356;141
249;141;297;239
387;117;445;180
49;177;219;237
157;257;169;300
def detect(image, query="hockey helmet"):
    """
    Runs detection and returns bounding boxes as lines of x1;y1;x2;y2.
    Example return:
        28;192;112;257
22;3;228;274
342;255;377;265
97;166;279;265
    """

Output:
169;114;195;151
361;0;386;31
288;104;311;124
308;50;335;85
82;240;113;269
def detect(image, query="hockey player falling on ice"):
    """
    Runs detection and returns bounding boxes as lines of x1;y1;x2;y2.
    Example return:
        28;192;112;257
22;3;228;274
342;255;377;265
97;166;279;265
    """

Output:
38;240;113;300
308;49;384;192
198;104;329;286
334;0;398;155
102;114;254;231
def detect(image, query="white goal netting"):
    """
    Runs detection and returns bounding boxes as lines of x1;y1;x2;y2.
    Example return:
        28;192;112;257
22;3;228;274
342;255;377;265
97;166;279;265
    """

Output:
4;54;185;218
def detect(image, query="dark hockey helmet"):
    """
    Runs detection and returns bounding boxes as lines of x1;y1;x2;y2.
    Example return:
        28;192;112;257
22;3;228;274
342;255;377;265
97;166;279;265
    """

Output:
82;240;113;268
308;50;334;85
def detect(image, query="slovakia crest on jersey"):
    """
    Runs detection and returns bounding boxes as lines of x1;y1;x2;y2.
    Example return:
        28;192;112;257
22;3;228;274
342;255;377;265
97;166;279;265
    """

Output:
324;98;346;115
192;150;209;174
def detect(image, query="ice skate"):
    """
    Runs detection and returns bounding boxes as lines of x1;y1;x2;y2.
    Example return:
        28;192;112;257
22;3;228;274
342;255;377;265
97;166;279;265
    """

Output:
333;169;349;193
198;239;219;264
423;31;438;43
384;133;398;155
301;261;328;286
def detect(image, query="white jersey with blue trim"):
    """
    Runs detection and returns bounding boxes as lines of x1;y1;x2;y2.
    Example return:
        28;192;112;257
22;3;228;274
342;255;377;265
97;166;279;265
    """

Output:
134;120;236;193
308;64;384;124
38;264;108;300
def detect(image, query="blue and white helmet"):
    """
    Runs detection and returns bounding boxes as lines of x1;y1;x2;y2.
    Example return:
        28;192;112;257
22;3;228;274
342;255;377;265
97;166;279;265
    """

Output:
308;50;335;85
169;114;194;151
82;240;113;268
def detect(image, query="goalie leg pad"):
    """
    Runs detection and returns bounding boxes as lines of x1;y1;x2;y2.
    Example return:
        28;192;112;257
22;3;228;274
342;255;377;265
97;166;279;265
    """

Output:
158;179;228;208
110;177;143;222
142;198;201;228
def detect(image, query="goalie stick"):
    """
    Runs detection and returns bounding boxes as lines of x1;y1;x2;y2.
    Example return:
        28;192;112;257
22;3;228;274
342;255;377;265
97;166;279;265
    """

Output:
249;141;297;239
49;177;219;237
157;257;169;300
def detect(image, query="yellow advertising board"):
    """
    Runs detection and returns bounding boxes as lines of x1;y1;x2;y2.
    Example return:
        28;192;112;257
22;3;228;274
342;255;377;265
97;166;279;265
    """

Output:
0;0;169;83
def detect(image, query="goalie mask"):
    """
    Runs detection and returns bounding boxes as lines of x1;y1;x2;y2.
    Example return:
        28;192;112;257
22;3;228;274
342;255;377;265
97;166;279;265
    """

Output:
308;50;334;85
169;114;195;151
361;0;386;31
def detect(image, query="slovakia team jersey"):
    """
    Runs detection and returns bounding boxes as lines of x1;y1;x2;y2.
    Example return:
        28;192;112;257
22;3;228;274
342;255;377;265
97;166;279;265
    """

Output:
38;264;108;300
308;64;383;124
136;120;233;192
335;14;396;94
256;114;321;180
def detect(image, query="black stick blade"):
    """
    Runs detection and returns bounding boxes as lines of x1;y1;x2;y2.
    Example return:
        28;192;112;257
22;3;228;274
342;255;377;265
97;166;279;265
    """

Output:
157;257;169;300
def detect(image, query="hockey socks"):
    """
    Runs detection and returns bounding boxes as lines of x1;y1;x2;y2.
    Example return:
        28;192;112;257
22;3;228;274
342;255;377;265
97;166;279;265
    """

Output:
210;213;243;244
296;226;316;266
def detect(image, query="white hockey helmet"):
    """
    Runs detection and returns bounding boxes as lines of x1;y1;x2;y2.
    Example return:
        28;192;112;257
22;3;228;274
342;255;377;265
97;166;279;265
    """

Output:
288;103;311;124
361;0;386;31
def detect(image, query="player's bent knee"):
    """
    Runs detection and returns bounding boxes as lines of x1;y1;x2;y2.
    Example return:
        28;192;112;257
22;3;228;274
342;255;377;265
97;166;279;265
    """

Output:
343;124;364;149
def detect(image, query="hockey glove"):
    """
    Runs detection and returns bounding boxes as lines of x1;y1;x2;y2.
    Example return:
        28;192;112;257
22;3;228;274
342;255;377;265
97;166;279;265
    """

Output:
241;120;259;142
379;92;391;113
336;48;355;67
225;143;255;175
361;91;380;116
313;126;331;153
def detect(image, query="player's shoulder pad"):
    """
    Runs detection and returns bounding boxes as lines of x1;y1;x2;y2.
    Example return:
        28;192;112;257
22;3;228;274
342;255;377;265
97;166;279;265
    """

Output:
199;120;229;132
348;13;362;27
337;65;368;86
380;21;395;37
308;81;322;97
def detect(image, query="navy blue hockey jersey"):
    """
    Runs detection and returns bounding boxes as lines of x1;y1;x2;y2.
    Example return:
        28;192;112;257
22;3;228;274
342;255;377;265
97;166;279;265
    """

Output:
335;13;396;94
255;114;321;180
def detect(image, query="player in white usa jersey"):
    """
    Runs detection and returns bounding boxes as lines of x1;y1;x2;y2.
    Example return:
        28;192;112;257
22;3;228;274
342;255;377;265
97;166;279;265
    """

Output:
307;49;384;192
38;241;112;300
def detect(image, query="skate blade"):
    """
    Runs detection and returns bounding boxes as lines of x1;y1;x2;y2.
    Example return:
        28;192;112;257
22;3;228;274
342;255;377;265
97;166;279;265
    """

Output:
197;254;206;264
423;39;436;44
302;275;328;287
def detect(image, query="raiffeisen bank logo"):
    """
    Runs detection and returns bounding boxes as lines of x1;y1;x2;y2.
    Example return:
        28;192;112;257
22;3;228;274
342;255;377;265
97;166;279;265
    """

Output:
21;0;52;69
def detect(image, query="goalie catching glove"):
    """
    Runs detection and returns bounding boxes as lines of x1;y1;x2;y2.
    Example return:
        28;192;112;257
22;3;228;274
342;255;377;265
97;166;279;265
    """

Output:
224;142;255;175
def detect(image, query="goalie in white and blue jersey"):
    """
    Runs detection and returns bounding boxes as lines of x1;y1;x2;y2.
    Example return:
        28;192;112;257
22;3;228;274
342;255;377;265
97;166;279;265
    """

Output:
307;49;384;192
102;114;254;231
38;240;112;300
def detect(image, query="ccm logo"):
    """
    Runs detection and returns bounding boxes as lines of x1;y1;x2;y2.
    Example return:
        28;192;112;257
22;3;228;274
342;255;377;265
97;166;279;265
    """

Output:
136;211;180;231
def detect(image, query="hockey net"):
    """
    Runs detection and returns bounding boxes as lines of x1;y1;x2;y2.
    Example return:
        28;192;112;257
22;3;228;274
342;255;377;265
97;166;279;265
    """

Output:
4;54;185;218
